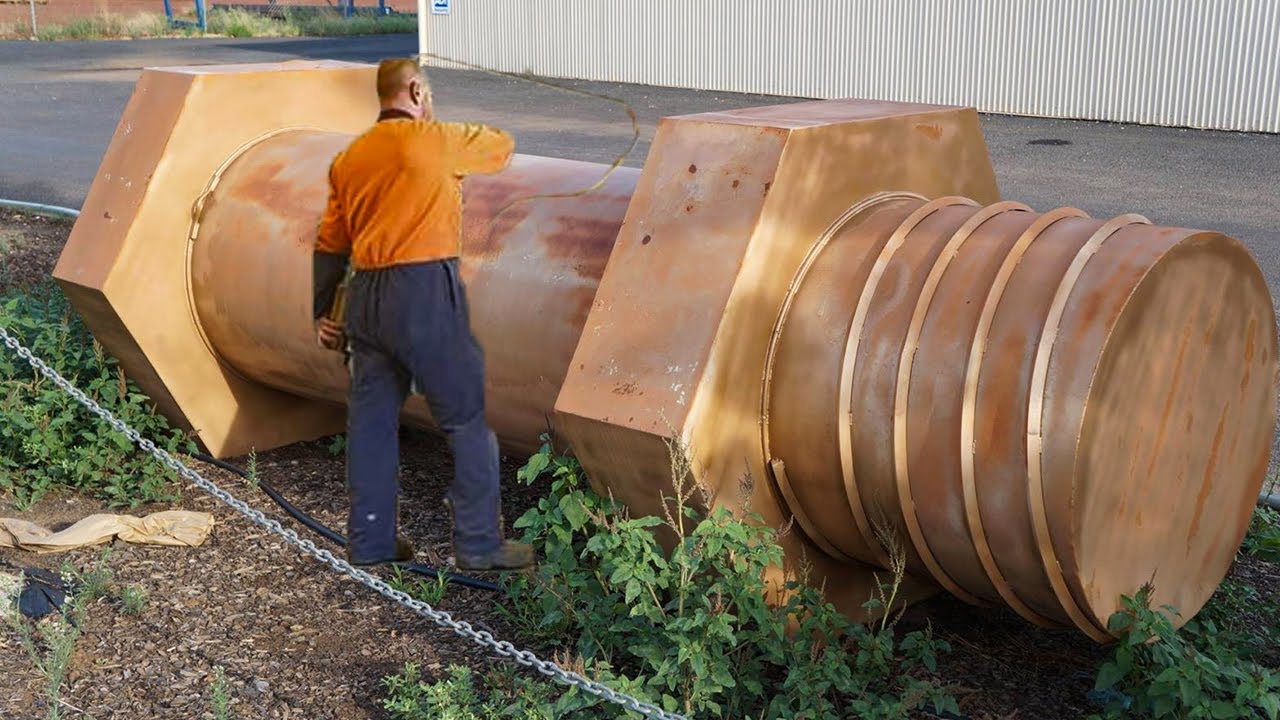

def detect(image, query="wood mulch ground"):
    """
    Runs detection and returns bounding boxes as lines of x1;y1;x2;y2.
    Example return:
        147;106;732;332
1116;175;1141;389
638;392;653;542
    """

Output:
1;210;1276;719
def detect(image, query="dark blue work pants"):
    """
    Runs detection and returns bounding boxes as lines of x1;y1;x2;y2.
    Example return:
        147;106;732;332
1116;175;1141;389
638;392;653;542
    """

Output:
343;258;502;560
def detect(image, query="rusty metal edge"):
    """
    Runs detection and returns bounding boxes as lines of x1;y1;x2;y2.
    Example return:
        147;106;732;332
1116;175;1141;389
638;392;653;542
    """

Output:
837;196;978;568
893;200;1032;607
1026;213;1151;643
1067;228;1280;631
759;190;923;564
960;206;1089;629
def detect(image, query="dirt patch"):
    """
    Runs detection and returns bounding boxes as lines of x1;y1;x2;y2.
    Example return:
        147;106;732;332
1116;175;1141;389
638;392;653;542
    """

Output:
0;210;72;294
1;434;547;720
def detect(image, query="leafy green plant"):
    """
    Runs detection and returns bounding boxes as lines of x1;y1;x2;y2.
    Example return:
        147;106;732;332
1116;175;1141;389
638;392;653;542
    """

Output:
494;434;957;719
118;585;147;615
326;434;347;458
382;662;557;720
0;284;194;509
1243;505;1280;563
1089;583;1280;720
60;546;115;602
1186;576;1280;664
388;566;448;606
211;665;233;720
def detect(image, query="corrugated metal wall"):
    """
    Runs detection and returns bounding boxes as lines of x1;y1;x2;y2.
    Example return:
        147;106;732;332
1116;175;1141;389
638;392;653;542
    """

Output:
420;0;1280;133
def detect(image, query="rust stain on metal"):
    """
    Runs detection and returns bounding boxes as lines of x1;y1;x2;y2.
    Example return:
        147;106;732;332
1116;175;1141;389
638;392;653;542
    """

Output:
461;180;535;259
1188;404;1229;545
1143;323;1193;480
916;123;943;140
545;215;627;280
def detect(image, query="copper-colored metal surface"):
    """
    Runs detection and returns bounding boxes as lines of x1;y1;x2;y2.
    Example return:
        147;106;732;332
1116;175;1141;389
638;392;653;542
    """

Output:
960;208;1087;629
755;193;1278;638
762;192;924;565
843;198;981;582
555;99;1004;621
894;200;1032;608
52;61;384;457
55;62;1279;640
189;128;637;455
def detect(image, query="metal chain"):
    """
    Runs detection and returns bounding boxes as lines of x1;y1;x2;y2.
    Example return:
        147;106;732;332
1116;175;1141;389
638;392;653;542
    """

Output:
0;324;687;720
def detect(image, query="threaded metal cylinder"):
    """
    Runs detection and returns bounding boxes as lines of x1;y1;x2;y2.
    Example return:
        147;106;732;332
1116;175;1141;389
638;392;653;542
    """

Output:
763;195;1278;639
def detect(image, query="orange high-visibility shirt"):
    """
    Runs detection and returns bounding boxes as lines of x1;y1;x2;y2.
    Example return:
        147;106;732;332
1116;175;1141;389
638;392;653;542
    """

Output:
315;116;514;269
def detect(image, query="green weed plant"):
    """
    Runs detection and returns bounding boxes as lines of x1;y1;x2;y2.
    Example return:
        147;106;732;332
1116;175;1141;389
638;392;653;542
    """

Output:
1090;582;1280;720
388;566;448;607
1244;504;1280;564
383;663;556;720
385;434;958;719
211;665;233;720
0;284;194;509
7;9;418;40
3;594;83;720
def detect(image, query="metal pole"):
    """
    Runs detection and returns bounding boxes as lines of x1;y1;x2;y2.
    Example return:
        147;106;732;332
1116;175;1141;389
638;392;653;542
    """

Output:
27;0;37;37
1262;492;1280;512
197;0;206;31
417;0;427;64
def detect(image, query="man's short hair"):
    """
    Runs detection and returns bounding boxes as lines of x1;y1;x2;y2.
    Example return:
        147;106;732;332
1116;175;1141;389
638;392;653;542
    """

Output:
376;58;427;101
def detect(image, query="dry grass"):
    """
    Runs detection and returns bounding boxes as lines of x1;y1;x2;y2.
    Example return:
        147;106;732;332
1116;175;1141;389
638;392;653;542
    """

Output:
0;9;416;40
206;7;418;37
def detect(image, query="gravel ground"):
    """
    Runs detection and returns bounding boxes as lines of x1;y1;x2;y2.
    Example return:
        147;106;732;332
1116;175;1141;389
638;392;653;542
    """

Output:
0;437;546;720
0;211;68;292
1;212;1277;719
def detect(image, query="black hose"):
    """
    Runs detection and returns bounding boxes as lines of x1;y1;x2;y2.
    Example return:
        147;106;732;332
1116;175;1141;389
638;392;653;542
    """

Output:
192;452;502;593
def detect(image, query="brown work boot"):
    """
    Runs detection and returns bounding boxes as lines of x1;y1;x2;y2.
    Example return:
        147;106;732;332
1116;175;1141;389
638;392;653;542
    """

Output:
456;540;535;571
348;537;415;567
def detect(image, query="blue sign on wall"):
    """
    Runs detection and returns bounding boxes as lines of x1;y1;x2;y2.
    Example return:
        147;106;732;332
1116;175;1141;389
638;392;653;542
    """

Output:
431;0;450;14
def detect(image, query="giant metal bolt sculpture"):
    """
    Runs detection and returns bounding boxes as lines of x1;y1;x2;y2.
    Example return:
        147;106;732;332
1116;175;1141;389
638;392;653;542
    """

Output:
53;61;1279;641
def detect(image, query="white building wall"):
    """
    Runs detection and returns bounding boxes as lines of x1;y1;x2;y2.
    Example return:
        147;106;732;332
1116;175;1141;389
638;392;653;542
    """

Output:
419;0;1280;133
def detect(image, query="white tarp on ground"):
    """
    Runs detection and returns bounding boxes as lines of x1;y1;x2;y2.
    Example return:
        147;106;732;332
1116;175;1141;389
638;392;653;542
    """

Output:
0;511;214;554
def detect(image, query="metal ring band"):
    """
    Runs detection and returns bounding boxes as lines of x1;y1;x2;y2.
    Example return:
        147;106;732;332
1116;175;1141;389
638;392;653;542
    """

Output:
1026;213;1150;642
893;201;1031;607
959;206;1088;628
759;191;924;562
838;196;979;568
182;126;329;387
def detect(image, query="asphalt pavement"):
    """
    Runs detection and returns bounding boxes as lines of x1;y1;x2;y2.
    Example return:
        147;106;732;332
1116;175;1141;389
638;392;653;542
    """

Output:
1;35;1278;473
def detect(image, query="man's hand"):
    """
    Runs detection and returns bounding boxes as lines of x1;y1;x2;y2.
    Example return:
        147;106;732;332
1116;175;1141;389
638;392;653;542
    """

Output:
316;318;346;351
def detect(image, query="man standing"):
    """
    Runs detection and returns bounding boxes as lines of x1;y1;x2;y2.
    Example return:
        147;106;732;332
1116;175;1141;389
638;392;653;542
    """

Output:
312;58;533;571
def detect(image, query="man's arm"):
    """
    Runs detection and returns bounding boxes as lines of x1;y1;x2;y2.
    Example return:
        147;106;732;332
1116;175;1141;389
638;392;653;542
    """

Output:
441;122;515;176
314;165;352;321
